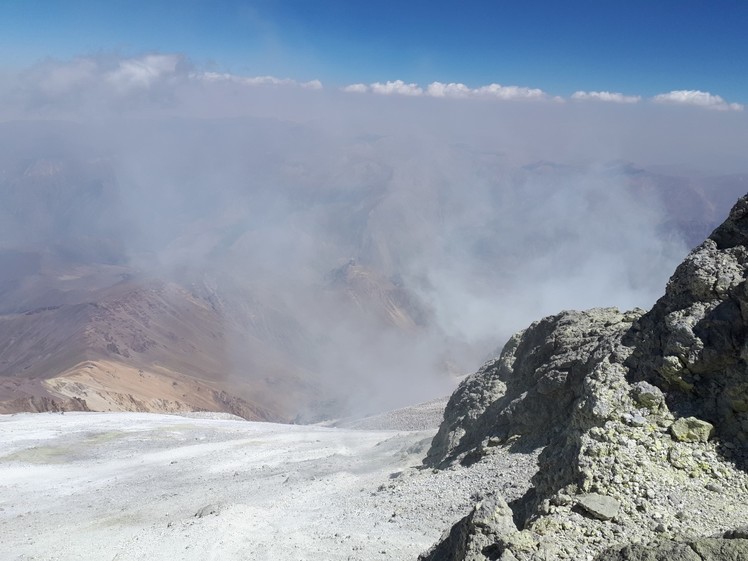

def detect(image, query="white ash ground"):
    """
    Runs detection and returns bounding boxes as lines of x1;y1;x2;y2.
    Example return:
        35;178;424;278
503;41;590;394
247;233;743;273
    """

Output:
0;407;538;561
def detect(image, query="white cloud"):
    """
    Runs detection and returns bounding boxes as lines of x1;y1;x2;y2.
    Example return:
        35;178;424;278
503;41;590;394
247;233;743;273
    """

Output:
106;54;181;92
652;90;743;111
342;83;368;93
13;54;191;113
571;91;641;104
243;75;296;86
370;80;423;96
342;81;745;110
343;80;549;101
426;82;472;98
301;79;323;90
426;82;473;97
472;84;547;100
197;72;322;89
248;75;314;88
13;53;746;122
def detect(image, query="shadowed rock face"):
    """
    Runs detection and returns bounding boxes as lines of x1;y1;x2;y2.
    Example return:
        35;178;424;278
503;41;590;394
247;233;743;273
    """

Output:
421;194;748;561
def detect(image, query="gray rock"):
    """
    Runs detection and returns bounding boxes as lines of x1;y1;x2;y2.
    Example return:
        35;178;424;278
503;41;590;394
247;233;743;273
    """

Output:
596;541;702;561
691;537;748;560
577;493;620;521
425;307;640;467
418;495;525;561
631;381;665;411
471;495;518;536
595;534;748;561
725;527;748;539
670;416;714;442
194;504;219;518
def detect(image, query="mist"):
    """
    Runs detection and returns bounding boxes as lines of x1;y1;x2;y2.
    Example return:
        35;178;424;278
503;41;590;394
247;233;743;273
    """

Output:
1;54;746;417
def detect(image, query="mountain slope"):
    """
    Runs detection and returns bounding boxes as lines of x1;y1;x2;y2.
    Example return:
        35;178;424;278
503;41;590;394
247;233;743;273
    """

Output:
0;273;315;420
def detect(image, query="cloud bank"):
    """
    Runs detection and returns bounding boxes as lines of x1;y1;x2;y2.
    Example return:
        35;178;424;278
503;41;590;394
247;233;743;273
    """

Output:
1;53;746;414
343;80;551;101
4;53;743;114
571;91;642;104
652;90;744;111
197;71;323;90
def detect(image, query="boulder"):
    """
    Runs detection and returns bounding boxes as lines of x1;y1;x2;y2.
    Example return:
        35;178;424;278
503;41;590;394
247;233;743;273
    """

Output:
669;417;714;442
576;493;620;521
418;495;531;561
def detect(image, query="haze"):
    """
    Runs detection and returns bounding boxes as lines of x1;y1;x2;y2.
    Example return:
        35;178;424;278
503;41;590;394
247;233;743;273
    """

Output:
1;53;747;417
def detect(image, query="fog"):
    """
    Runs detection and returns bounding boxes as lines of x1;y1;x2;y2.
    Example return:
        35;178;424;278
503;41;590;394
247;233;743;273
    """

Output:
1;54;746;416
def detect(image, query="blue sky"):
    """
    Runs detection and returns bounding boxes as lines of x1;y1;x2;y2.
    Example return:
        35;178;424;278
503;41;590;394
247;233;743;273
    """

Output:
1;0;747;102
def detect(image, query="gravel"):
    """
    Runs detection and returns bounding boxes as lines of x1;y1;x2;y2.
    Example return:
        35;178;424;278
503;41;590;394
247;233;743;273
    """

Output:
332;397;451;431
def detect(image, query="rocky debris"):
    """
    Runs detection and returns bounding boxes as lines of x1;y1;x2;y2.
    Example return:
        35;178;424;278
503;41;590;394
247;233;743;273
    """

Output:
333;397;449;431
373;440;541;551
419;194;748;560
595;529;748;561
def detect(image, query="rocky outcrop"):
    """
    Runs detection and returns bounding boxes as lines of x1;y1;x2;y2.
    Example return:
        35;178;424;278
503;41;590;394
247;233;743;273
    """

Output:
421;195;748;560
0;395;90;414
425;307;644;467
419;495;526;561
625;196;748;451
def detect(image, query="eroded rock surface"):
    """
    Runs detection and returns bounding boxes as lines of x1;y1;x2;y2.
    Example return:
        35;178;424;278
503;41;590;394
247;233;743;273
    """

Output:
425;307;643;467
595;529;748;561
421;194;748;560
625;195;748;450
